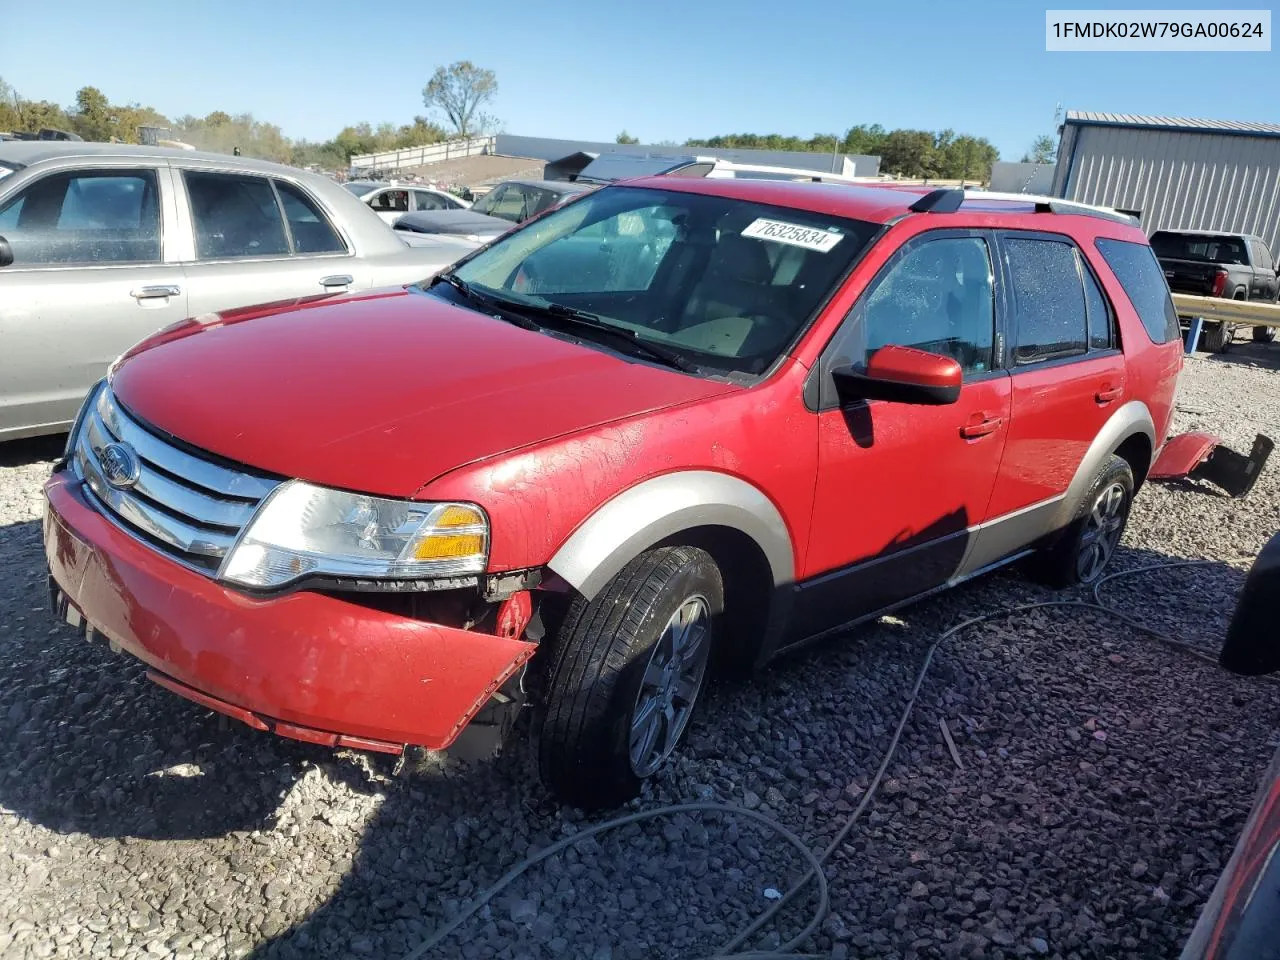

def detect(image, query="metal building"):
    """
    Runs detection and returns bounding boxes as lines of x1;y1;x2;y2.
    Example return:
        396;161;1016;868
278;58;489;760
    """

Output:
1051;111;1280;253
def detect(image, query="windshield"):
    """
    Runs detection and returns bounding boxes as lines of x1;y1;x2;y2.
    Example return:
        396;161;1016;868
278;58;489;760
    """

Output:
446;185;878;375
1150;232;1249;265
343;182;378;198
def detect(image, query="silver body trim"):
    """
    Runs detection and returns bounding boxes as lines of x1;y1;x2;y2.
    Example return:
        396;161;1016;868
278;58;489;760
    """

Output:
547;471;795;600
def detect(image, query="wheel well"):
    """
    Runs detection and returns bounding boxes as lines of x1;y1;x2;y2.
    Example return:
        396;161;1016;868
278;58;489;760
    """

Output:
1115;433;1153;490
655;524;775;671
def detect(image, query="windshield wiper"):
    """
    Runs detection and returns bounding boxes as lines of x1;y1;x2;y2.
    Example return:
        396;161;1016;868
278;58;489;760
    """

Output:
501;298;697;372
431;273;541;331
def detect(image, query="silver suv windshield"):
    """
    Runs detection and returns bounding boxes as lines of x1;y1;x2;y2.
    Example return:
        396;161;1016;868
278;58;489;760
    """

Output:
342;181;378;198
448;185;877;375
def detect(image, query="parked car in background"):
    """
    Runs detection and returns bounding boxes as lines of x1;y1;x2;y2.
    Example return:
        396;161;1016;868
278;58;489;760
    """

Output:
342;179;470;224
393;178;594;247
1150;229;1279;350
44;179;1184;808
0;143;472;441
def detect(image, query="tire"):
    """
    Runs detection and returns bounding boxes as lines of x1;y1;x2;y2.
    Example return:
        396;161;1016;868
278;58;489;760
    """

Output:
1200;321;1233;353
1254;326;1276;344
536;545;723;809
1029;455;1134;588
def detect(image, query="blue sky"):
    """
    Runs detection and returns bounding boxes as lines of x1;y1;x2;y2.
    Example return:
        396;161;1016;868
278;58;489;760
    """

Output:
1;0;1274;159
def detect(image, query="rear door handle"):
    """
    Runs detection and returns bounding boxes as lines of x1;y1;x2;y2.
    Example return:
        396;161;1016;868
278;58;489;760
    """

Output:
320;274;353;289
131;285;181;300
1095;385;1123;404
960;416;1004;439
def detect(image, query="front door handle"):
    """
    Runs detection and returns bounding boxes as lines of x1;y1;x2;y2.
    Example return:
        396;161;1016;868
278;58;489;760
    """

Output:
131;285;181;300
320;274;353;289
1095;385;1123;404
960;415;1004;439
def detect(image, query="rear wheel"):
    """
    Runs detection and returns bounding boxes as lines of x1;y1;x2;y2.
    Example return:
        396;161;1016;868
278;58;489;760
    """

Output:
1200;321;1233;353
1030;455;1134;588
536;546;722;809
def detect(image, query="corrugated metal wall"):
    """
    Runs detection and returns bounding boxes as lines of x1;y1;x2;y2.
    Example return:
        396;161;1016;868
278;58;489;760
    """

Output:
1055;124;1280;253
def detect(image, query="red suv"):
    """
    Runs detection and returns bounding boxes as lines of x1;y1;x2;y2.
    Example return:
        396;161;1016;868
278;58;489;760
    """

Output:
44;178;1183;807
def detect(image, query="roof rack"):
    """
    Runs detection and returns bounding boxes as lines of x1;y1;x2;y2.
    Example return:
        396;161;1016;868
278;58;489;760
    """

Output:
903;187;1138;226
908;189;965;213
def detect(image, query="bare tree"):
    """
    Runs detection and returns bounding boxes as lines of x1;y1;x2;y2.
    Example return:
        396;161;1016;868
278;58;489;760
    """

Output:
422;62;497;139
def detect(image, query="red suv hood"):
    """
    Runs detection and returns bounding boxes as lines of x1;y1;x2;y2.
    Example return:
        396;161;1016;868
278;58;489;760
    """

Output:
110;289;736;498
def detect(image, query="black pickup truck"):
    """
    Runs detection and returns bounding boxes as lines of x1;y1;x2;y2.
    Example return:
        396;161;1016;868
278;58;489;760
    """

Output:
1150;230;1279;351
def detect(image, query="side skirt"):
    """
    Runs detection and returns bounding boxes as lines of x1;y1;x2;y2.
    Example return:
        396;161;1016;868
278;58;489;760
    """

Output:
768;547;1036;659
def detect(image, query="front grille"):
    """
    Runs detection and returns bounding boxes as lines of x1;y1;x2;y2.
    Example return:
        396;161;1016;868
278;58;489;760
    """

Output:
72;387;281;574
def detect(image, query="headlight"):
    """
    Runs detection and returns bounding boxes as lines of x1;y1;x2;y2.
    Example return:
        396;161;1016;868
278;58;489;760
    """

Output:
219;480;488;589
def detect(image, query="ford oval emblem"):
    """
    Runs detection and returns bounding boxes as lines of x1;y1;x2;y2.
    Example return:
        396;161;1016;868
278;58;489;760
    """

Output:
99;442;141;490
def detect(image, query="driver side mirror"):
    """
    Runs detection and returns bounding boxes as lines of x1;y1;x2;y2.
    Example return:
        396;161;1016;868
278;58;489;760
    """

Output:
0;235;13;268
831;344;963;406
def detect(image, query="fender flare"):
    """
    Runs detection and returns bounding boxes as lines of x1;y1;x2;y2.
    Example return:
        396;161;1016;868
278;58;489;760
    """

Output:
1052;399;1156;529
546;471;795;601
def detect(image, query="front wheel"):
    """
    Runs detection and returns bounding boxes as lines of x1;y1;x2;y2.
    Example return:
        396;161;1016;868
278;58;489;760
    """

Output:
536;546;722;809
1029;455;1134;588
1254;326;1276;344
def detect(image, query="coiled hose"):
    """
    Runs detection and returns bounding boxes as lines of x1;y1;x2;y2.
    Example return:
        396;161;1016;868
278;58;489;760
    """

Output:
404;559;1266;960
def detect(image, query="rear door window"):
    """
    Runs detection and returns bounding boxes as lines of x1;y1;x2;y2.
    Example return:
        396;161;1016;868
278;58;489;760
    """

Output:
1095;238;1181;344
1080;251;1115;350
184;171;289;260
0;170;160;265
1003;236;1088;364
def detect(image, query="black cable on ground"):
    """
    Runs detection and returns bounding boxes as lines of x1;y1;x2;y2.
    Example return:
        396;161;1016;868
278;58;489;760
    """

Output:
406;558;1264;960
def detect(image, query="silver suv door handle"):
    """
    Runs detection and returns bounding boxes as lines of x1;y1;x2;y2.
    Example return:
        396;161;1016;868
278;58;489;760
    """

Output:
320;275;353;289
131;285;181;300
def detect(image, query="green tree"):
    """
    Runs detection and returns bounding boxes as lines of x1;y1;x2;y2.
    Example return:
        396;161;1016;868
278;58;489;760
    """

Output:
204;110;232;127
71;86;114;140
0;77;19;131
422;61;497;138
879;129;939;177
616;130;639;144
1020;133;1057;164
939;135;999;183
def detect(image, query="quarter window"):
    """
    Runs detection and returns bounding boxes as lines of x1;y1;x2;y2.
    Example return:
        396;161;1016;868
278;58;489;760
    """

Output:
0;170;160;265
854;235;996;376
1095;238;1181;344
185;171;289;260
1004;237;1088;364
275;181;345;254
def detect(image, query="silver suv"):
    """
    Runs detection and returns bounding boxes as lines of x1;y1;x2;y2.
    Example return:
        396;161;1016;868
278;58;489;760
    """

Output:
0;144;472;441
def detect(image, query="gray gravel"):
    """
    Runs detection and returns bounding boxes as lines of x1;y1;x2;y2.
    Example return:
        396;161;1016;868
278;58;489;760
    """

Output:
1;343;1278;960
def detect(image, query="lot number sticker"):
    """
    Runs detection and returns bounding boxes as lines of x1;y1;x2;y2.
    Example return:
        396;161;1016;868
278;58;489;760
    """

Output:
741;218;843;252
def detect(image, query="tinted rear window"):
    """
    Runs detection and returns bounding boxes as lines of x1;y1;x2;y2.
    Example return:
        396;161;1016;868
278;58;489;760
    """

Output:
1150;232;1248;265
1096;238;1181;344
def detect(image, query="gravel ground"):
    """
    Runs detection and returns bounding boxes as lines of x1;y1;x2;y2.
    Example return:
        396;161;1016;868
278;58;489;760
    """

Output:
1;343;1278;960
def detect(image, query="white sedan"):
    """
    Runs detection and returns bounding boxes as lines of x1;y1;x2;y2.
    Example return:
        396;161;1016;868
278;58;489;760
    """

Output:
343;180;471;225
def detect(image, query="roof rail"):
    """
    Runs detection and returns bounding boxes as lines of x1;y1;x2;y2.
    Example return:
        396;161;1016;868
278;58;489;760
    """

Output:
962;190;1139;226
909;188;965;213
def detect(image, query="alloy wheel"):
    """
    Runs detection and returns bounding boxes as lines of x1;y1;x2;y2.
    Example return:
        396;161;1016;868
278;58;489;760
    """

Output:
629;594;711;777
1077;481;1128;582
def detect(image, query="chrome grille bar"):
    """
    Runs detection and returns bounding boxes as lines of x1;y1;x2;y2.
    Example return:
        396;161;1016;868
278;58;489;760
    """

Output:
96;389;277;500
72;386;282;575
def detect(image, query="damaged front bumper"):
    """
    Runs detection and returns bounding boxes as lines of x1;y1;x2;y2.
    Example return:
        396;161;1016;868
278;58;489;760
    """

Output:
43;471;537;753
